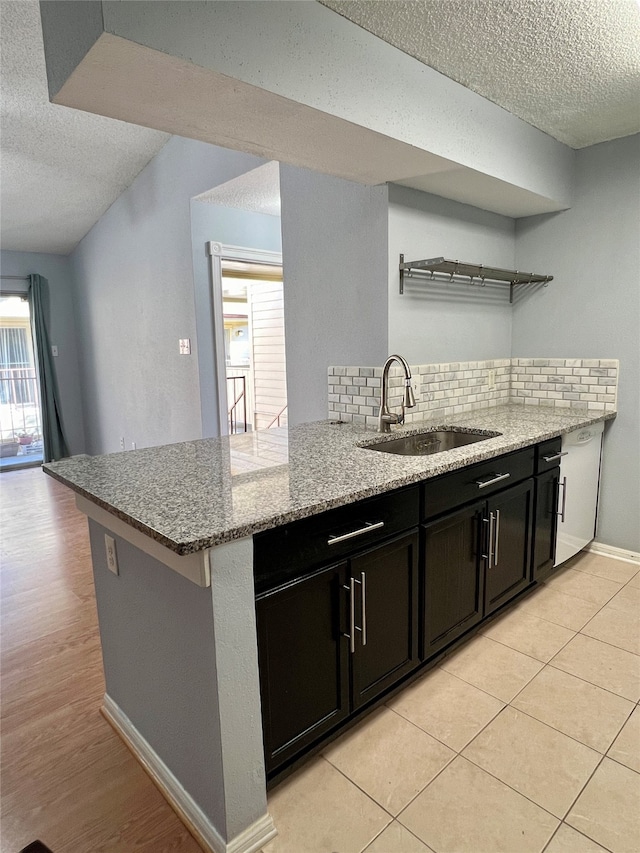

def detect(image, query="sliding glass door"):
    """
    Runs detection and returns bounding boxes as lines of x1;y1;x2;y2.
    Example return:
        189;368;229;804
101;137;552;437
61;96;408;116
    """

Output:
0;296;43;469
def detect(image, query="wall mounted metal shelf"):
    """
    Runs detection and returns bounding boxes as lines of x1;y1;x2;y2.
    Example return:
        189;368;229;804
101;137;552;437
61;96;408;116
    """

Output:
399;255;553;302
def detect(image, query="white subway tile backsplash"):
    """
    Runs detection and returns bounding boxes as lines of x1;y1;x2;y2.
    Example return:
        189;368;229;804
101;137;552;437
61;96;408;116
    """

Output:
327;359;618;424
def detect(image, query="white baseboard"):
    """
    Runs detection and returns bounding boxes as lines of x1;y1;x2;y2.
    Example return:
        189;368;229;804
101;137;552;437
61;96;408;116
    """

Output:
586;541;640;565
102;694;277;853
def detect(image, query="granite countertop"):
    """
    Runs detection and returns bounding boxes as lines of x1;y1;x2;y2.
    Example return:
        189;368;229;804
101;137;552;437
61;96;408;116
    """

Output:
44;405;615;555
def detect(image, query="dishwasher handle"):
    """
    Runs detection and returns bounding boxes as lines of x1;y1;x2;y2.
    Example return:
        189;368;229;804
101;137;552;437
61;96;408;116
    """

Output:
557;476;567;523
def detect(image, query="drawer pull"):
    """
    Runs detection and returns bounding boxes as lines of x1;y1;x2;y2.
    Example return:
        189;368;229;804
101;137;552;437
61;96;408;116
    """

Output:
542;451;568;463
475;472;511;490
328;520;384;546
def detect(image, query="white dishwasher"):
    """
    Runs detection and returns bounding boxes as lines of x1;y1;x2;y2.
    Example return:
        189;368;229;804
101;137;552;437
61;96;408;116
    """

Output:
554;421;604;566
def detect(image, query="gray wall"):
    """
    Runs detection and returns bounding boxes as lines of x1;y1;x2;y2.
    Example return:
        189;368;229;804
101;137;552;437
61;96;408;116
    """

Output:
88;521;226;831
388;185;515;363
279;165;389;424
0;249;85;454
513;135;640;552
190;200;282;438
70;136;272;455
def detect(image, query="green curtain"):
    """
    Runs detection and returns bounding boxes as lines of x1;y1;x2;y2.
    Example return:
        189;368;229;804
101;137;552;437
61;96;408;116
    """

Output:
28;274;69;462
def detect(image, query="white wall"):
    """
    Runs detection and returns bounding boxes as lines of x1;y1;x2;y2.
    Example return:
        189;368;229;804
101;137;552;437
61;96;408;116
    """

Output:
388;185;515;363
0;249;85;454
513;135;640;552
280;164;389;425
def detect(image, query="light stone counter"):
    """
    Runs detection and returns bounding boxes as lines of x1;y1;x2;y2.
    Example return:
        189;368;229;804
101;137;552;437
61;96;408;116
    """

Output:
44;404;615;556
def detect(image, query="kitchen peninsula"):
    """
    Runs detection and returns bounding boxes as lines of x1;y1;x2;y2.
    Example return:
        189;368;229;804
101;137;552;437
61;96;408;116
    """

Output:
44;404;615;853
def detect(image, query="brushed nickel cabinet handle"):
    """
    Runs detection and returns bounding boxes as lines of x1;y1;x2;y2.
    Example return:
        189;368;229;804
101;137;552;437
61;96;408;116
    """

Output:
483;513;495;568
360;571;367;647
482;516;490;565
494;509;501;566
352;572;367;647
543;451;568;463
475;472;511;489
328;520;384;546
342;578;356;654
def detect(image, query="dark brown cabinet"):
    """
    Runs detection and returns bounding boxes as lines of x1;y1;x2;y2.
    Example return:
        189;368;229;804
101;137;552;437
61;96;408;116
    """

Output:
254;489;420;777
423;503;484;657
351;532;419;709
255;439;560;781
532;438;563;582
256;562;350;774
422;448;535;658
484;478;534;615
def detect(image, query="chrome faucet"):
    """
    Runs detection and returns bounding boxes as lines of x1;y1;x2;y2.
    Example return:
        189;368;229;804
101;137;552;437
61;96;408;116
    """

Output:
378;354;416;432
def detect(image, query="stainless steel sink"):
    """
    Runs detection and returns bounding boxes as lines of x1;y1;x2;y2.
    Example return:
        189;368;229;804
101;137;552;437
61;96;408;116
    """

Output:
362;429;500;456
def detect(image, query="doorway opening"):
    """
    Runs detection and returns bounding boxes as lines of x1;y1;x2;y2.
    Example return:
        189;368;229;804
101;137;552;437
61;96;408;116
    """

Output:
0;295;44;470
208;244;285;435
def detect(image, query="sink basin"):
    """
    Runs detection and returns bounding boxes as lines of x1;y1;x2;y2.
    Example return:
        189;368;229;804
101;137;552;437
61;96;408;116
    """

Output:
362;429;500;456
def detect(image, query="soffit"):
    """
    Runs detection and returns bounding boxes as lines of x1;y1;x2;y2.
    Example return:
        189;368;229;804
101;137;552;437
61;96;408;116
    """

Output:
320;0;640;148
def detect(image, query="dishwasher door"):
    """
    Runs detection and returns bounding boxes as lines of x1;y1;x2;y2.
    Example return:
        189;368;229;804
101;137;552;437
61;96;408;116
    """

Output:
554;421;604;566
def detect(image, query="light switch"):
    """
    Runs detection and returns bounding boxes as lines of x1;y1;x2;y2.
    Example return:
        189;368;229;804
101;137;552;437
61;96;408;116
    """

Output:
51;345;59;357
179;338;191;355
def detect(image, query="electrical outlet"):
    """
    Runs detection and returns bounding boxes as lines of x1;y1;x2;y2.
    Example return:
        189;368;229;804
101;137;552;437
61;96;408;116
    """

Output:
105;534;119;575
179;338;191;355
411;376;421;401
488;369;497;390
131;441;136;450
119;436;125;450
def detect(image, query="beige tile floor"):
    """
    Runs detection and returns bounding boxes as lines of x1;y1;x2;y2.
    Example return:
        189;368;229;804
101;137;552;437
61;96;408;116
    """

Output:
261;551;640;853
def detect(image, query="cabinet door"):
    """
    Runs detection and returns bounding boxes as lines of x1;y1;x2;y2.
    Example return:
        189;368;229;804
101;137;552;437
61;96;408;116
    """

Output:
532;468;559;582
484;478;534;615
350;531;419;710
256;563;349;775
423;505;484;659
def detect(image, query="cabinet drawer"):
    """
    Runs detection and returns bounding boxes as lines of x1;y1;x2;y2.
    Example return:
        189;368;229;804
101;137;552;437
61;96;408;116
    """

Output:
536;437;563;473
254;486;420;593
423;447;535;519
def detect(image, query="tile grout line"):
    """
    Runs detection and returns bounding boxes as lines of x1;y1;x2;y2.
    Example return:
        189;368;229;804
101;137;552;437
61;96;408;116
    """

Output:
505;692;632;757
545;660;640;703
541;821;616;853
318;753;409;823
480;623;577;666
385;695;503;757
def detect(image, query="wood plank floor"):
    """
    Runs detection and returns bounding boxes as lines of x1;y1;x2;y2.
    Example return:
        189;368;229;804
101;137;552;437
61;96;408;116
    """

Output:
1;467;204;853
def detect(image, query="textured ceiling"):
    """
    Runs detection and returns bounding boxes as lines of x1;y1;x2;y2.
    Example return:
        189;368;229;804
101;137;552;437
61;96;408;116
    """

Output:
2;1;639;257
195;162;281;216
320;0;640;148
0;1;168;255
